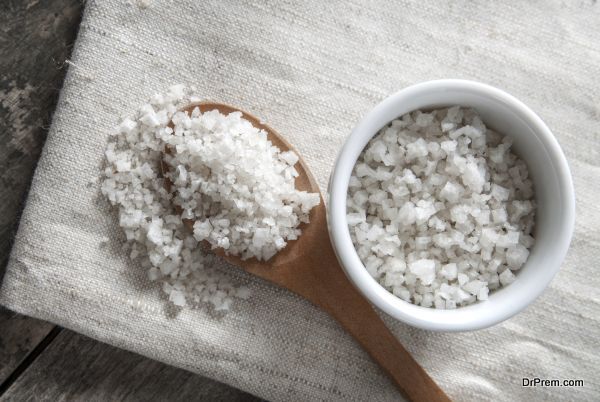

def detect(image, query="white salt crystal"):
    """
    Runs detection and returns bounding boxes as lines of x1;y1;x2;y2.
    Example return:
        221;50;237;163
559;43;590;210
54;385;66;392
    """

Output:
193;220;212;240
368;140;388;162
458;273;469;286
385;258;406;273
491;184;510;201
406;138;429;159
463;280;486;296
506;244;530;269
432;233;453;249
393;286;411;301
415;200;436;224
383;272;405;287
169;290;186;306
415;112;435;127
441;122;455;132
511;200;534;222
497;231;520;248
499;269;516;286
280;151;299;166
409;259;436;285
440;263;458;280
440;181;462;203
491;208;508;224
346;212;365;225
480;228;499;248
146;219;164;246
462;160;486;193
355;163;374;177
141;109;160;127
118;118;137;134
434;297;445;309
421;293;434;307
398;202;417;225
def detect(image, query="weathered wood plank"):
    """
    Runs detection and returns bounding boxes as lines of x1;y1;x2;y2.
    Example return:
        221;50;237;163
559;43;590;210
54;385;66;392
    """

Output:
0;308;55;385
0;0;83;388
0;0;83;273
0;330;262;402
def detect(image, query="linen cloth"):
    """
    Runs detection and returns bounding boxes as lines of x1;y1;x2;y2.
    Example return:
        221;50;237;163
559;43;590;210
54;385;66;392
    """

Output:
2;1;599;400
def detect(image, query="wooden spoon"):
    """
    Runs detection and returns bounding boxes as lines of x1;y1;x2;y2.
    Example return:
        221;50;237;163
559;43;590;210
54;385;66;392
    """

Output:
162;103;451;402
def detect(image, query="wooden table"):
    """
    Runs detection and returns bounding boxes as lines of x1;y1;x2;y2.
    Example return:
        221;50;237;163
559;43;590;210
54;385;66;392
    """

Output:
0;1;260;400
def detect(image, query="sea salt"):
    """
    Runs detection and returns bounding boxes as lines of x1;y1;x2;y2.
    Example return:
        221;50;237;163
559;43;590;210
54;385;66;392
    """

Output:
101;85;319;309
164;108;320;261
347;106;536;309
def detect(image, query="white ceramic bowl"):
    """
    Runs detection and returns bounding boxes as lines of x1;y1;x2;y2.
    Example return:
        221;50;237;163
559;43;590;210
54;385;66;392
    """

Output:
328;79;575;331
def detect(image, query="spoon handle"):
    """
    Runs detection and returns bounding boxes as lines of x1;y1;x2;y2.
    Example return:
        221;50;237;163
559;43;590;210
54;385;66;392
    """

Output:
295;245;451;402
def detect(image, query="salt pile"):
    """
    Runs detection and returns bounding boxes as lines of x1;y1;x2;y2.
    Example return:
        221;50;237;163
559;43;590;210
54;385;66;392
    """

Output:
101;85;319;309
347;107;535;309
164;107;320;261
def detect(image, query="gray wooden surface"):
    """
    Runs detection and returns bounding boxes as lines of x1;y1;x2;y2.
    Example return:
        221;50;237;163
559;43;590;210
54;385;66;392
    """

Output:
1;330;257;402
0;310;53;385
0;0;82;386
0;1;260;400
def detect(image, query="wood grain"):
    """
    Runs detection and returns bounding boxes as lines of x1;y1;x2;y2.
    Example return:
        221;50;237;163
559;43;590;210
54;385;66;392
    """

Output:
0;330;262;402
0;308;54;385
0;0;82;273
0;0;82;390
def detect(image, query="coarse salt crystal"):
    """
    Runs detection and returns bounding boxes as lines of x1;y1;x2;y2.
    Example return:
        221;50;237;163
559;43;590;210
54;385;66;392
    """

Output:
499;269;516;286
409;259;436;285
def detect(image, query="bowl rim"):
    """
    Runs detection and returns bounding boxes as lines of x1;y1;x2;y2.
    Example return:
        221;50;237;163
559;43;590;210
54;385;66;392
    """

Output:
327;79;575;331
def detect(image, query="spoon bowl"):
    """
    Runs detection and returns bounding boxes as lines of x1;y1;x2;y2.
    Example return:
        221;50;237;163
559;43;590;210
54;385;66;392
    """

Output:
161;102;322;275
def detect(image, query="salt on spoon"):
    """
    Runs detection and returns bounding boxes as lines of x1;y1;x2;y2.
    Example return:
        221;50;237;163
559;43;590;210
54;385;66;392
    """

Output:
161;102;451;402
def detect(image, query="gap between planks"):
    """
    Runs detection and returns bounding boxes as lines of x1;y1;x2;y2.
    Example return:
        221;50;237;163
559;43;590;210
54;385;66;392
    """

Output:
0;326;62;396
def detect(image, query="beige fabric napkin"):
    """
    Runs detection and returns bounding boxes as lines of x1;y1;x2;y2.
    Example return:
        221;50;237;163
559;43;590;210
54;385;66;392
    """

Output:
2;0;599;400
